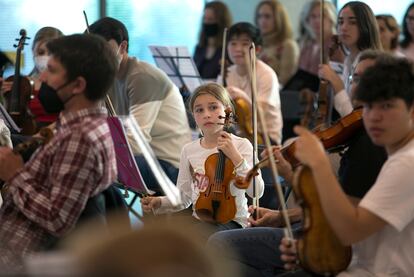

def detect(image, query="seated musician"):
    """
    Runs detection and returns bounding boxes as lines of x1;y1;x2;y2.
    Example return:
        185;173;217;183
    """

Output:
207;50;388;276
88;17;192;194
141;83;264;235
219;22;283;145
280;55;414;276
0;34;117;272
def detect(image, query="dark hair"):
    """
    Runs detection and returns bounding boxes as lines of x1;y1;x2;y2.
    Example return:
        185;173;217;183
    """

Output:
198;1;232;48
354;56;414;107
47;34;117;101
227;22;262;46
89;17;129;51
339;1;382;51
400;3;414;48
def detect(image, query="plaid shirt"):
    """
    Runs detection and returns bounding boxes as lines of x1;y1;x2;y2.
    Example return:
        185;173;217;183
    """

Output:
0;107;116;268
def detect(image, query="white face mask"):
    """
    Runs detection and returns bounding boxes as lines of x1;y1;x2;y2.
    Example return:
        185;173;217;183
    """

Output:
34;55;50;73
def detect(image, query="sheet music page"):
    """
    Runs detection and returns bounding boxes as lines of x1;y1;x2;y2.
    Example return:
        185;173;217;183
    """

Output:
149;45;203;93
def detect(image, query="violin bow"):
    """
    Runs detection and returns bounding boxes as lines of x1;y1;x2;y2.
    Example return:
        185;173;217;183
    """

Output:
220;28;228;87
246;43;294;239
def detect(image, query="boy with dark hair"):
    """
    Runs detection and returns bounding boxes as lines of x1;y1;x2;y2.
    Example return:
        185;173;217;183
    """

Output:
281;56;414;276
0;34;117;271
89;17;191;193
220;22;283;144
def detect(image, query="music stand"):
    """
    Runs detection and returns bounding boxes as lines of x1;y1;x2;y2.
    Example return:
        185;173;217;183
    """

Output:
149;45;202;129
149;46;203;97
107;116;150;219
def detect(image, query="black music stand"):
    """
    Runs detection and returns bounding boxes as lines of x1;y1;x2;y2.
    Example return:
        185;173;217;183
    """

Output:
149;46;203;96
149;45;203;129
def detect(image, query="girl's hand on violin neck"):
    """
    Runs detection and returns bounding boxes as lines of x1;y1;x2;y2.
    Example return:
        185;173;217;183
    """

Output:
248;206;284;227
140;196;161;213
293;126;329;170
280;237;299;271
318;64;344;94
217;131;243;166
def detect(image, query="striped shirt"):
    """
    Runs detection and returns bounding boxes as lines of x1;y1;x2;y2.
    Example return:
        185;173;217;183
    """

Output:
0;107;116;269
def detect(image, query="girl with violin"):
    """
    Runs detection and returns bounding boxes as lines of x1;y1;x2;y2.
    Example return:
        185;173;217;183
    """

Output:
375;14;404;57
141;83;264;232
319;1;382;118
221;22;283;145
0;27;62;129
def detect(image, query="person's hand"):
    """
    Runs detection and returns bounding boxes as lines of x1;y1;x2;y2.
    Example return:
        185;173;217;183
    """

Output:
260;146;293;183
217;131;243;166
227;86;249;101
293;126;328;170
318;64;344;94
0;79;13;95
140;196;161;213
0;147;24;182
280;237;299;271
248;206;284;227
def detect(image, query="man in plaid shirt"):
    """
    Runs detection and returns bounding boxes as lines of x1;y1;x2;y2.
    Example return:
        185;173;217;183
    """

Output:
0;34;118;271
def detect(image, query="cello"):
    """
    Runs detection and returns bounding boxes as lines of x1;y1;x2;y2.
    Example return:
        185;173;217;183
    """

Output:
4;29;37;135
195;107;237;224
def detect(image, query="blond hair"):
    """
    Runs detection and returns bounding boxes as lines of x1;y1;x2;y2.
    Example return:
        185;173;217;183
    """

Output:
189;83;233;113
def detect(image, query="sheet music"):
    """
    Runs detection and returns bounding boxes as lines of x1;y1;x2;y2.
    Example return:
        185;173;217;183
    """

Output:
149;46;203;94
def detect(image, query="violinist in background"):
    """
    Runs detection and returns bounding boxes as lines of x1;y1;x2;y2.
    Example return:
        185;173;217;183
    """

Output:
0;27;63;129
0;33;117;272
375;14;404;57
318;1;382;118
280;53;414;277
193;1;232;80
207;50;387;277
219;22;283;145
298;0;344;76
255;0;299;86
141;83;264;234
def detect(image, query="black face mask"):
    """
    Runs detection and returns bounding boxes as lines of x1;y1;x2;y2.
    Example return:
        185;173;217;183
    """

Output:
203;23;219;37
38;81;71;114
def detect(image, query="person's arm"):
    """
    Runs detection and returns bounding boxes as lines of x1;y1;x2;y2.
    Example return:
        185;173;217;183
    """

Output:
157;146;193;214
7;134;105;237
232;137;265;199
293;126;388;245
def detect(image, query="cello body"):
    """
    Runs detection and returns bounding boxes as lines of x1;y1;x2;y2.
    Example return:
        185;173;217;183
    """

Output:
293;165;352;274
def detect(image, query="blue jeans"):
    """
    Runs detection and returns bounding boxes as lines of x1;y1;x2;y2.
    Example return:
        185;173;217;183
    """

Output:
207;222;302;277
134;155;178;195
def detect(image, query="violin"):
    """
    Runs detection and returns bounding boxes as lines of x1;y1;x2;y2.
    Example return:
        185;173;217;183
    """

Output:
292;165;352;274
4;29;37;135
0;127;53;195
236;108;363;187
194;107;237;224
